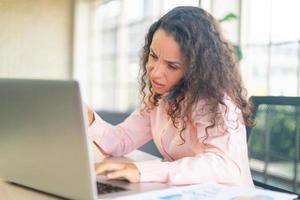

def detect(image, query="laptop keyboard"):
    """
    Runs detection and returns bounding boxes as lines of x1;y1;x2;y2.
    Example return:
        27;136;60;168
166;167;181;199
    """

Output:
97;182;128;194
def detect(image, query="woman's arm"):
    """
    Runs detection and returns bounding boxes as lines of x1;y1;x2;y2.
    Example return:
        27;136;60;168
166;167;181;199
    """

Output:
87;108;153;157
94;134;243;185
134;151;242;185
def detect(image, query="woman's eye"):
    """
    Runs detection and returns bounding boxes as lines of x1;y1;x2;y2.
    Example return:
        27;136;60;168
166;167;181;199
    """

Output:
168;64;178;70
149;53;156;59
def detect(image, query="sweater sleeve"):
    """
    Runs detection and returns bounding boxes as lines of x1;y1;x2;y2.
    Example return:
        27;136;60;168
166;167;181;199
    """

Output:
134;152;240;185
135;99;250;186
88;108;152;156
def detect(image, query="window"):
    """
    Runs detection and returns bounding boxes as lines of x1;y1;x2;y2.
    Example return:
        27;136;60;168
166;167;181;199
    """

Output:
241;0;300;193
241;0;300;96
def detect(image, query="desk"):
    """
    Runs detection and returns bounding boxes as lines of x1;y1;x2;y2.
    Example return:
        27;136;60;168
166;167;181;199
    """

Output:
0;144;158;200
0;180;61;200
1;145;295;200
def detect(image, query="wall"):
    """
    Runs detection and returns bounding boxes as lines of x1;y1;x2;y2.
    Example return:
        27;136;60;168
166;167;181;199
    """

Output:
0;0;74;79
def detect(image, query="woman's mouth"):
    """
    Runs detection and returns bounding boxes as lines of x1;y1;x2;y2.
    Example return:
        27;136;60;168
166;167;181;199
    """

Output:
151;80;165;90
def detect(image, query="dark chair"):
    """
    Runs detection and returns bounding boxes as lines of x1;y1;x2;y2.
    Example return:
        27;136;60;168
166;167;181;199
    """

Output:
247;96;300;198
96;110;163;158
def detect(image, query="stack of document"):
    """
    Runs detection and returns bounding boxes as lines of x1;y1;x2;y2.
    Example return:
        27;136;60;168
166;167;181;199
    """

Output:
111;182;297;200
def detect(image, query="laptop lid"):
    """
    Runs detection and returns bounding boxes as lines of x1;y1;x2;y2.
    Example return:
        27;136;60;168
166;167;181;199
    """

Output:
0;79;97;200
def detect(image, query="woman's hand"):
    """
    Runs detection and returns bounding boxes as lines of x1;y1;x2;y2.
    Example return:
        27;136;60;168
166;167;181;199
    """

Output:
86;104;95;126
95;160;140;183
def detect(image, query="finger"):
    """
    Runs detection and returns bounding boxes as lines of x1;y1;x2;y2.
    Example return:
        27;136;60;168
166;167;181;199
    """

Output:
95;162;125;174
107;168;139;183
106;170;127;180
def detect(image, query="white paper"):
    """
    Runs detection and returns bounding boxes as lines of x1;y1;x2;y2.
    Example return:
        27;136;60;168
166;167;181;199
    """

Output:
109;182;297;200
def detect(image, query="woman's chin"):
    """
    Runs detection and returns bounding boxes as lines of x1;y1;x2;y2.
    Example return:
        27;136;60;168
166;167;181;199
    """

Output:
152;88;167;95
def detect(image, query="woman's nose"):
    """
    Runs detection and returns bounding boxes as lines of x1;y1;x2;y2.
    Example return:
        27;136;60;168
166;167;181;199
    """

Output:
150;63;164;78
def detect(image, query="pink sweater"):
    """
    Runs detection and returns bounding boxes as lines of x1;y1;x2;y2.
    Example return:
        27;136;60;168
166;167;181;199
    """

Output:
88;98;254;186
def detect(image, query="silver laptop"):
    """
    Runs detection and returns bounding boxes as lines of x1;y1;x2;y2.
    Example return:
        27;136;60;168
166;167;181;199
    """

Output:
0;79;169;200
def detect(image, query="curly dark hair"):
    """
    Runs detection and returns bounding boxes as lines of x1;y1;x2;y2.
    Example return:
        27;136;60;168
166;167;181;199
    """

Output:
139;6;253;144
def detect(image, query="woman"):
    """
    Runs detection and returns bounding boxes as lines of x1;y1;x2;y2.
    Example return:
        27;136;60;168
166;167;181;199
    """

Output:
87;6;254;187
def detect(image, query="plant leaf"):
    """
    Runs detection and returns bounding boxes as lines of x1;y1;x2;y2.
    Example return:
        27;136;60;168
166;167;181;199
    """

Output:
234;44;243;62
219;13;238;23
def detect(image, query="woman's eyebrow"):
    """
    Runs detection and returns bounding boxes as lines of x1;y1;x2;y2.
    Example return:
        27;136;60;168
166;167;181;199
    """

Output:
150;47;182;66
150;47;157;55
166;60;182;66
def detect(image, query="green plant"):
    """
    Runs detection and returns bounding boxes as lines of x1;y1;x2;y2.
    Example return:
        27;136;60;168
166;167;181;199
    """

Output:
249;105;297;161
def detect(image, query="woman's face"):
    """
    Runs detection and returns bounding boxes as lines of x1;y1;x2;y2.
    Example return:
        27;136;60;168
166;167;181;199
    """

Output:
146;29;185;95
